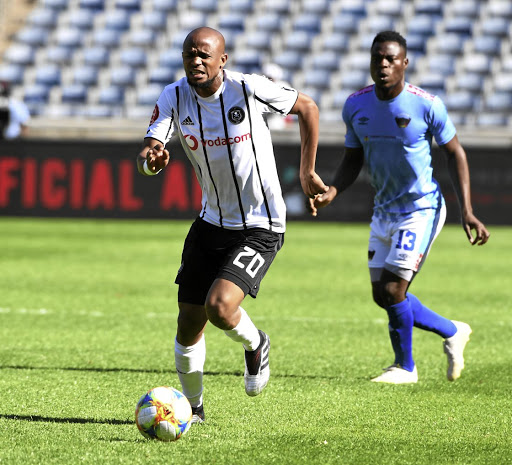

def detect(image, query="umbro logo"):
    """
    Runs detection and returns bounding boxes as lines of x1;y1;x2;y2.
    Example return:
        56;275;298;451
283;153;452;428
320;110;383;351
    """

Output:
181;116;194;125
358;116;369;125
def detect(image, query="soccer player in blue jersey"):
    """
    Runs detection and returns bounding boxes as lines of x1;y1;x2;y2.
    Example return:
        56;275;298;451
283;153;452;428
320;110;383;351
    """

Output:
309;31;490;384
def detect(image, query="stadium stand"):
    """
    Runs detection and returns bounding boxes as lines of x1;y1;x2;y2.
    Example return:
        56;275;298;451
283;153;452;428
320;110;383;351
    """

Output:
0;0;511;138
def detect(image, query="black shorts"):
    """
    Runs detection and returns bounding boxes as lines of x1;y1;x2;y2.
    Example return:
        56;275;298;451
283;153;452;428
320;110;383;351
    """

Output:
175;218;284;305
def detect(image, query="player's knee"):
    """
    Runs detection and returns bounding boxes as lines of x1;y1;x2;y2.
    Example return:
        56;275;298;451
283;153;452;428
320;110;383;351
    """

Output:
205;294;237;330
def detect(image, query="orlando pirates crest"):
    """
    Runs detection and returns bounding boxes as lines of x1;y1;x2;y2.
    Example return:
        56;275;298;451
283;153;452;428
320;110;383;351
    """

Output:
228;106;245;124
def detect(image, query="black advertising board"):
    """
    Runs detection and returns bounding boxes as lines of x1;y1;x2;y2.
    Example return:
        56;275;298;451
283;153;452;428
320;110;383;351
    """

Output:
0;139;509;224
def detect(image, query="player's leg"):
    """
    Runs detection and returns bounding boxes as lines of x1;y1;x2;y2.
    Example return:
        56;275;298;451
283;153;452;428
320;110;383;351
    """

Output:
175;302;208;423
208;228;283;396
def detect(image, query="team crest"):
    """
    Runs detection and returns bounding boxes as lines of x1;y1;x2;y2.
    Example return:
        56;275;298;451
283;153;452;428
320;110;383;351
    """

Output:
149;104;159;125
228;106;245;124
395;113;411;128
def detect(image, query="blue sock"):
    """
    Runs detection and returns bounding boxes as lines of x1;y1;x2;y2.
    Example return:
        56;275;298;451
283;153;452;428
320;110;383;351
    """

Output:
407;293;457;338
386;299;414;371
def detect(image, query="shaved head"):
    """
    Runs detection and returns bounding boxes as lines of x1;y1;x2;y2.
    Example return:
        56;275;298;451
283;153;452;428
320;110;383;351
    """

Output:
184;27;226;54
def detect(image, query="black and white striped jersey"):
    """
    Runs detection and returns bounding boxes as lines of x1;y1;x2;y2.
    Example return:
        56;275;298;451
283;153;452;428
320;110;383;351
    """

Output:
145;69;299;233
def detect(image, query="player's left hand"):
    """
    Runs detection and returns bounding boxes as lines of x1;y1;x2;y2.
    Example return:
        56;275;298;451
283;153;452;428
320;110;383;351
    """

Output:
462;213;490;246
146;144;170;173
300;170;329;199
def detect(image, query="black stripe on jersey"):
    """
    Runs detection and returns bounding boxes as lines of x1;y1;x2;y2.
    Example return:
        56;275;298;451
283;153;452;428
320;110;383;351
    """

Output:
242;81;273;230
219;93;247;229
196;99;223;225
164;108;174;141
254;94;285;114
175;87;180;119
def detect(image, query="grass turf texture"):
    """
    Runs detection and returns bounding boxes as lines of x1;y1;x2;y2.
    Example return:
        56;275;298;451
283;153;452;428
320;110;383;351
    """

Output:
1;217;510;465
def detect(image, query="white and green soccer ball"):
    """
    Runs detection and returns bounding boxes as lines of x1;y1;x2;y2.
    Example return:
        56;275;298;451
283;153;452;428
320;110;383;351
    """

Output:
135;386;192;441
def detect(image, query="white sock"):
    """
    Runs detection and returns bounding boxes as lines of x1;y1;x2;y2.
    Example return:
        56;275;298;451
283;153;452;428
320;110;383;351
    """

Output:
174;335;205;408
224;307;261;351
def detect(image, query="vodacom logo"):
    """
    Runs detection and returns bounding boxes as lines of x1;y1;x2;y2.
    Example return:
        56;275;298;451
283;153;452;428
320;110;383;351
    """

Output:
184;133;251;151
184;134;199;150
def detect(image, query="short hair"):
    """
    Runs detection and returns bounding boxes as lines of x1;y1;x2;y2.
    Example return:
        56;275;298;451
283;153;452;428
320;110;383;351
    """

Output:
372;31;407;55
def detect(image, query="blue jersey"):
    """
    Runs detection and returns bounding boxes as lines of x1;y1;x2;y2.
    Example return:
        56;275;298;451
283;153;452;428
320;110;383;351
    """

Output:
342;83;456;218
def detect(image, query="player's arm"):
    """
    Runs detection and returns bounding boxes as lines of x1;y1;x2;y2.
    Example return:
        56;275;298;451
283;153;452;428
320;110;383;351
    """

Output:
308;147;364;217
289;92;328;198
136;137;170;176
440;135;490;245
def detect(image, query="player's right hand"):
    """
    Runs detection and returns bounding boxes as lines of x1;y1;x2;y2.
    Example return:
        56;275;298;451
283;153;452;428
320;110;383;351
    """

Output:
306;186;337;217
146;144;170;172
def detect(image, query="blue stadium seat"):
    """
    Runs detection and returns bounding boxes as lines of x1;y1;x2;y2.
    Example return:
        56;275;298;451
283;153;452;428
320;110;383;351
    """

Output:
115;0;141;12
255;14;283;32
345;52;369;71
82;105;114;118
0;65;24;85
471;36;501;55
45;45;74;64
136;85;165;105
406;34;427;54
120;47;147;67
42;0;69;9
72;66;100;86
218;13;245;33
79;0;105;12
301;87;322;104
158;49;183;69
443;91;477;112
321;33;350;53
228;0;253;13
103;10;132;31
232;50;262;74
15;27;49;46
310;51;341;72
487;1;512;18
178;11;206;31
171;30;189;49
303;70;331;90
109;67;137;87
54;28;84;48
139;11;167;30
365;15;396;33
26;7;58;28
428;33;466;56
303;0;330;15
340;71;368;90
66;9;96;29
151;0;178;12
24;84;51;104
422;54;456;75
263;0;291;14
292;14;322;34
442;17;473;37
416;73;445;95
338;0;367;17
83;46;110;66
375;0;403;17
285;31;315;52
41;104;76;118
244;31;272;51
92;29;121;48
274;51;303;71
35;65;61;86
480;17;510;37
415;0;443;17
483;92;512;111
406;15;439;37
98;85;125;104
446;0;480;19
476;112;508;127
61;84;88;103
190;0;217;13
332;13;361;34
493;73;512;93
460;54;492;74
453;73;484;93
125;29;157;47
332;89;354;109
148;68;176;85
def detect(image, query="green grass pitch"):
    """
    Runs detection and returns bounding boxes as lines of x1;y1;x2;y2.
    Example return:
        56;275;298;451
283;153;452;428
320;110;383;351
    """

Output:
0;217;510;464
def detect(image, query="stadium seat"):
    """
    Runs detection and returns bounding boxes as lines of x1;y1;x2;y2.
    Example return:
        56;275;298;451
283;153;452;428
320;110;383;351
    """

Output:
231;50;262;74
92;29;121;48
125;29;157;47
406;34;427;54
148;67;176;85
337;0;367;17
292;14;322;34
98;85;125;104
83;47;110;66
158;49;183;69
284;31;315;52
244;31;272;51
332;13;361;34
15;27;49;47
24;84;51;104
228;0;254;14
178;11;206;31
303;70;331;90
416;73;445;95
82;104;115;118
309;51;341;72
303;0;331;15
471;36;502;55
114;0;141;12
64;9;96;30
479;17;510;37
415;0;443;17
54;28;84;48
151;0;178;12
428;33;466;56
103;10;132;31
332;89;354;109
218;13;245;34
345;52;369;71
0;65;25;85
108;66;137;87
486;0;512;18
41;103;75;118
374;0;403;17
190;0;217;13
72;66;100;86
339;71;368;90
136;85;165;105
273;51;303;71
476;112;508;126
453;73;484;93
263;0;291;14
119;48;147;67
492;73;512;93
45;45;74;65
61;84;88;103
445;0;480;19
421;54;456;75
460;54;493;74
42;0;69;9
442;17;473;37
364;15;396;33
483;92;512;111
406;15;439;37
79;0;105;12
443;91;477;112
138;11;167;30
26;8;58;28
255;14;283;33
35;65;61;86
321;33;350;53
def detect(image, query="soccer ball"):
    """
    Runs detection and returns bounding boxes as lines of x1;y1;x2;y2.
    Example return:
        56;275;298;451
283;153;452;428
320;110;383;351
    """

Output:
135;386;192;441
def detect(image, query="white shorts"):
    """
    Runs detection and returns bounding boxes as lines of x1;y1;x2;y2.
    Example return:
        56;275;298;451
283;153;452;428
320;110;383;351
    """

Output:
368;205;446;282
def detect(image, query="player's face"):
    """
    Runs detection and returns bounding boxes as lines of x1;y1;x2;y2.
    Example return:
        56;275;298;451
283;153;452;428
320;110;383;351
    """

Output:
370;41;408;99
183;32;227;97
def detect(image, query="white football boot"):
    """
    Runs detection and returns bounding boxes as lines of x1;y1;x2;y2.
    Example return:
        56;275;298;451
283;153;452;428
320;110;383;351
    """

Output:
371;364;418;384
443;320;472;381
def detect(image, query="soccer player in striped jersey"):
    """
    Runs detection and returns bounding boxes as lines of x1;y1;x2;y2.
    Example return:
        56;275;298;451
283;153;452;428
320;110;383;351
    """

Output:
136;27;327;421
309;31;490;384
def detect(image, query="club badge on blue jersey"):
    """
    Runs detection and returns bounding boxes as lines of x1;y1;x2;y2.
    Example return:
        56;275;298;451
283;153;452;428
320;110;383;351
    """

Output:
395;113;411;128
